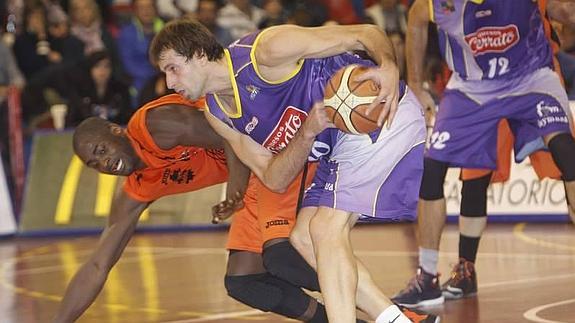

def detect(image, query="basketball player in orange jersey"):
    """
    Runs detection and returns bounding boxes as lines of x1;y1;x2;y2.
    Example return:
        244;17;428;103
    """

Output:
53;94;344;323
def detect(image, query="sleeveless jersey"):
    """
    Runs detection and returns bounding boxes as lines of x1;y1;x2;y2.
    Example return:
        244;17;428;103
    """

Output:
431;0;554;81
205;30;406;160
123;94;228;202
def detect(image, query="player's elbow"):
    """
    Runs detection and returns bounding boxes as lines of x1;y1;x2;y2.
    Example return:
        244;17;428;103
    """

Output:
264;181;288;194
261;174;288;193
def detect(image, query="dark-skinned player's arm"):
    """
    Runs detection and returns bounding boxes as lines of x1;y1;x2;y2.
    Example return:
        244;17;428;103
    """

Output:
53;191;149;323
406;0;436;126
145;104;251;222
204;102;329;193
212;140;251;223
254;24;399;127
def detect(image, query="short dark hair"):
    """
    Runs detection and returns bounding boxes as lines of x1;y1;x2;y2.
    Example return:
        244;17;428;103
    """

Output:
149;18;224;66
72;117;111;153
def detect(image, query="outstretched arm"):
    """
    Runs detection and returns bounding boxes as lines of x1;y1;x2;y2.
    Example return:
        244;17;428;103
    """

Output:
212;141;251;223
255;24;400;127
53;191;148;323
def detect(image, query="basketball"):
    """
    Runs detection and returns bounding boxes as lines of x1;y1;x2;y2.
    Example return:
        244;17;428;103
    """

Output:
324;64;384;134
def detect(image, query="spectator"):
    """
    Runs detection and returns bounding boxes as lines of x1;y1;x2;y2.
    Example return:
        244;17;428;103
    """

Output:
194;0;234;46
365;0;407;35
12;1;53;80
217;0;265;40
155;0;197;20
117;0;164;102
284;0;328;27
65;51;132;126
68;0;124;77
258;0;287;29
46;4;85;67
137;73;174;107
0;41;25;103
319;0;363;24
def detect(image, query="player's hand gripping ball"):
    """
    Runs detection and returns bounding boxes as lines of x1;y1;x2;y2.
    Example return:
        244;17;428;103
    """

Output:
324;64;385;134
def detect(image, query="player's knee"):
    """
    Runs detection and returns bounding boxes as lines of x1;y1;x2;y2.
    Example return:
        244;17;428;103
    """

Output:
289;229;310;256
548;133;575;181
308;213;340;245
460;173;491;217
224;274;280;312
263;240;320;291
419;158;449;201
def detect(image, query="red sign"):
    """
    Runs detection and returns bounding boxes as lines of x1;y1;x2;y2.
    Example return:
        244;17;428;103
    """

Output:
263;106;307;153
465;25;520;55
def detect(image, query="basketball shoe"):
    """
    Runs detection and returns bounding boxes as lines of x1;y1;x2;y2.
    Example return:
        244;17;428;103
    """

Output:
398;304;441;323
441;258;477;299
392;267;444;308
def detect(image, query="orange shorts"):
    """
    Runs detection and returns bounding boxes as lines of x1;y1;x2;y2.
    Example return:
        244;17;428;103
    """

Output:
226;164;317;253
461;119;562;182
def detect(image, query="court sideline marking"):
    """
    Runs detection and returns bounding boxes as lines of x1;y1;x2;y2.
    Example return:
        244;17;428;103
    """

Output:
523;298;575;323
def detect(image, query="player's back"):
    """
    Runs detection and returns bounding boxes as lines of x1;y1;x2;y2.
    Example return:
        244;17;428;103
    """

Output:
123;94;228;202
432;0;553;81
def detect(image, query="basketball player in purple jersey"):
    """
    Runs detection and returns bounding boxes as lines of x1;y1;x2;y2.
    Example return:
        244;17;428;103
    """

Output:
393;0;575;308
150;21;438;323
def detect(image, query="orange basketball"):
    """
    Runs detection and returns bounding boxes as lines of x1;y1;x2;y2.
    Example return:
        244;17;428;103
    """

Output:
324;64;384;134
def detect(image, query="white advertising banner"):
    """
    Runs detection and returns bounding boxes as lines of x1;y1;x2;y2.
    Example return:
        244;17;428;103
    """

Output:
0;161;16;235
444;163;567;217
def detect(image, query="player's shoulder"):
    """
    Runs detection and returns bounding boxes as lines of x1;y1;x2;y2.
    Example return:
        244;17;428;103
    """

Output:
146;104;204;125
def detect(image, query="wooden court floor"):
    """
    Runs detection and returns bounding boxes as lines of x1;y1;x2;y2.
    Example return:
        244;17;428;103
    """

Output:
1;222;574;323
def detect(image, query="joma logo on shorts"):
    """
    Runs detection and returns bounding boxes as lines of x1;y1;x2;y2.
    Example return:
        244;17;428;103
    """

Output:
265;219;289;229
465;25;519;55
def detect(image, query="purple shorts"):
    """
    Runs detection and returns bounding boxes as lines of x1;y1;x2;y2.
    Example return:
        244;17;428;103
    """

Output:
302;88;426;221
427;68;572;169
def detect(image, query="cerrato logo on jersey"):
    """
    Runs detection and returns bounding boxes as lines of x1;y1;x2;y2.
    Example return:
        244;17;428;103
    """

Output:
263;106;307;153
464;25;520;55
245;116;259;134
536;100;568;128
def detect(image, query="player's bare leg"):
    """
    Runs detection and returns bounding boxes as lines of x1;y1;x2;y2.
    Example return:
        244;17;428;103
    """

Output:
418;198;447;251
309;207;358;322
459;217;487;239
291;207;396;322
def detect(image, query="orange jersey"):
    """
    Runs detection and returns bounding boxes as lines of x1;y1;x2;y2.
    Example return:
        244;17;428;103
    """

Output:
123;94;228;202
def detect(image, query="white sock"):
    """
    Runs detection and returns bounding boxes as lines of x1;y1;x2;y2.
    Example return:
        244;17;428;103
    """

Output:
419;247;439;275
375;305;411;323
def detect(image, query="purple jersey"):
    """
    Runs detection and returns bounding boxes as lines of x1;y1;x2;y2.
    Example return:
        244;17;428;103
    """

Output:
432;0;553;81
205;30;406;160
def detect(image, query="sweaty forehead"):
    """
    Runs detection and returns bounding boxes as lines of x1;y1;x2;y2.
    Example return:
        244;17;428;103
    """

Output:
158;50;185;71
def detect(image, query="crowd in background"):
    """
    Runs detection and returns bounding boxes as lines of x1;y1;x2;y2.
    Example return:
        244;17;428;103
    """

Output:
0;0;574;205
